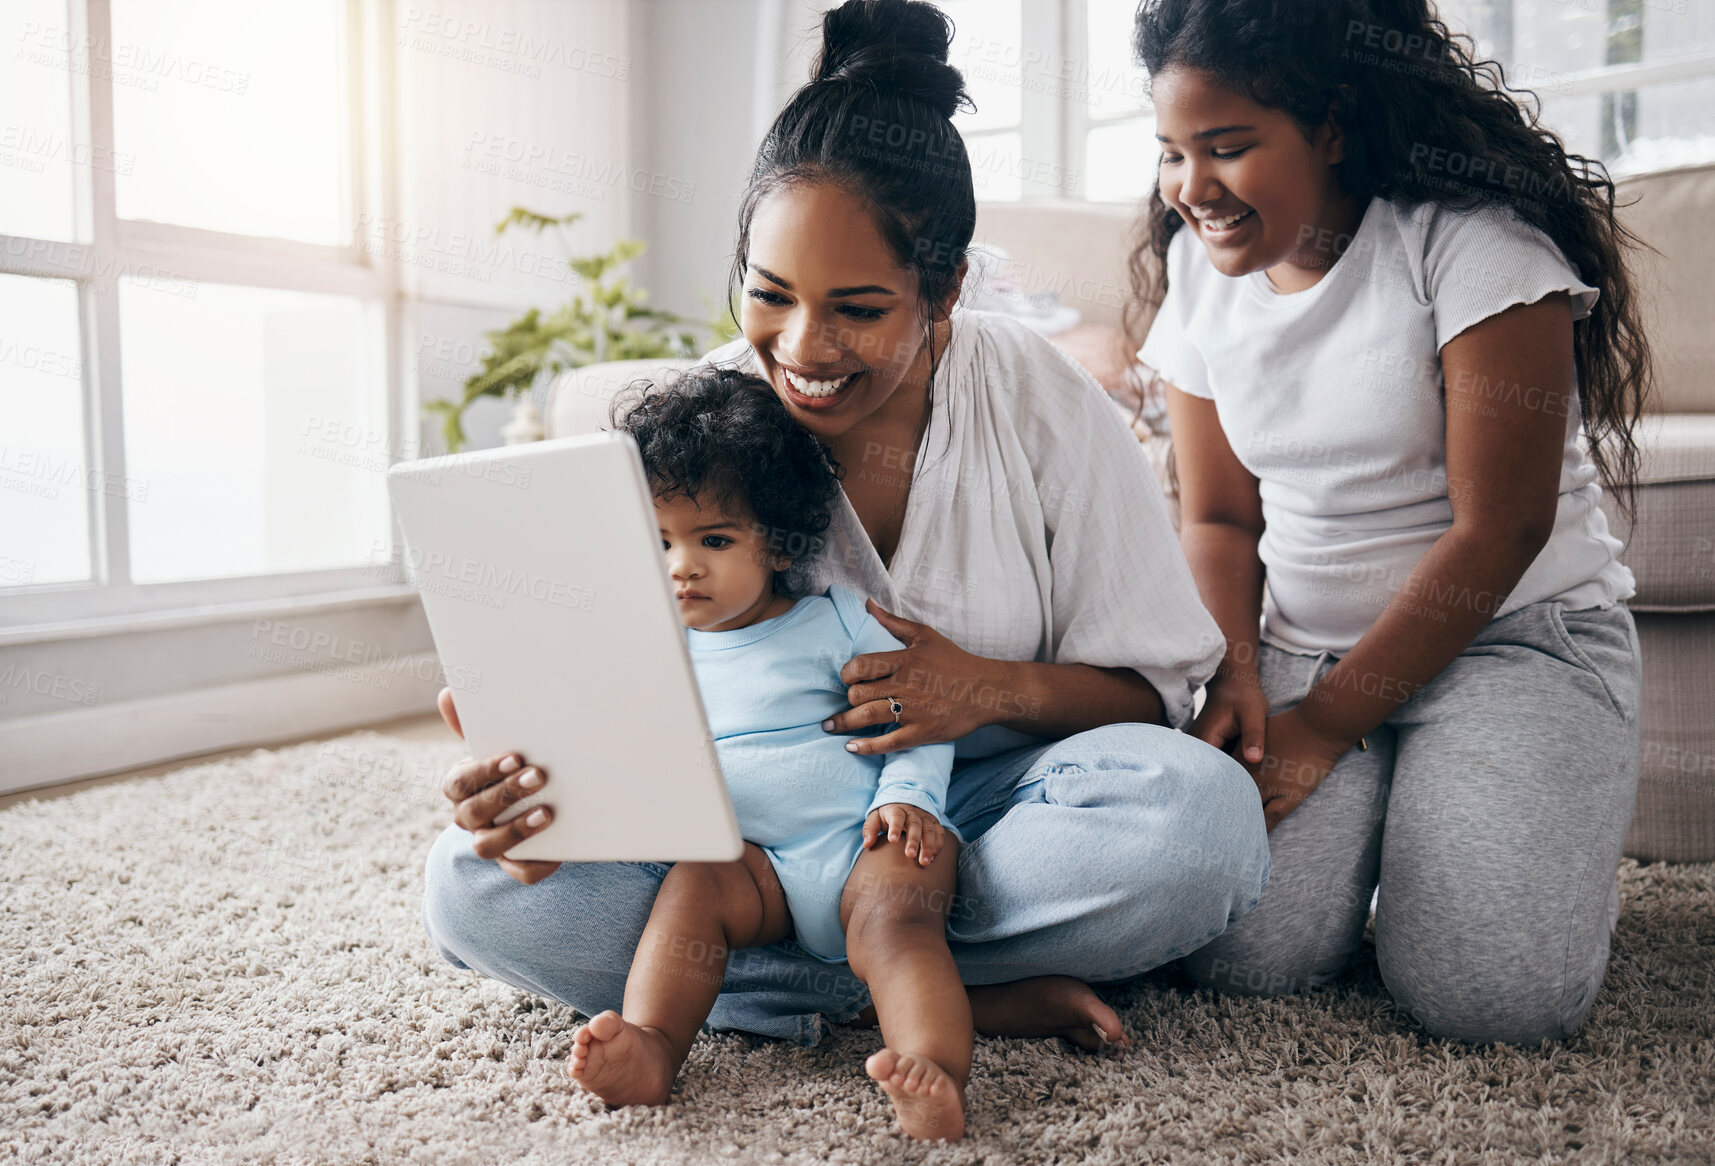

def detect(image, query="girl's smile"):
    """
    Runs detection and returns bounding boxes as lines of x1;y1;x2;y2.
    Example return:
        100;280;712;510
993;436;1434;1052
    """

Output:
1191;205;1256;241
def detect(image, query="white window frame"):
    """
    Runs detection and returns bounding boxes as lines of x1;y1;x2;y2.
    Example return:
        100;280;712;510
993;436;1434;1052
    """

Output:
960;0;1158;205
1557;49;1715;97
1063;0;1154;204
952;0;1070;203
0;0;411;641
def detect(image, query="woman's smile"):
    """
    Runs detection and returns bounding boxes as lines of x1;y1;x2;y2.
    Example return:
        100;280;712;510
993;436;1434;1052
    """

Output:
740;182;943;440
777;363;868;409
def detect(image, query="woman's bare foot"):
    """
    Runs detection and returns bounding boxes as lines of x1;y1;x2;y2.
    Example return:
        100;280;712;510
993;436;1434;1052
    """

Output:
566;1010;679;1106
967;976;1128;1052
865;1048;965;1142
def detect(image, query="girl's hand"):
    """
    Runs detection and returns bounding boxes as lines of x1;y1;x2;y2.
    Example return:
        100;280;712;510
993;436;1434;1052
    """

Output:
1247;705;1356;832
863;803;946;866
1191;671;1269;767
437;687;562;886
826;599;995;755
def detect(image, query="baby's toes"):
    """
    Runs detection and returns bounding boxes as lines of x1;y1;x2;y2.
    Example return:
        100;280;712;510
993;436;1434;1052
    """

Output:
586;1010;626;1041
866;1048;902;1083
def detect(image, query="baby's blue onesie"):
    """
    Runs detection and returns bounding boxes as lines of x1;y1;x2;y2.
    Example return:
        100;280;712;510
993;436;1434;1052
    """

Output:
685;584;958;963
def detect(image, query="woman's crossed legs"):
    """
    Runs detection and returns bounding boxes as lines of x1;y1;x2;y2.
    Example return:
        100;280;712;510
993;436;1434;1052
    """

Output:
422;722;1272;1046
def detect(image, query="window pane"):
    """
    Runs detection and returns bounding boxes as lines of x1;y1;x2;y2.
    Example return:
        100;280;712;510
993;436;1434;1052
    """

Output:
1543;75;1715;175
119;282;385;584
941;0;1023;134
1085;118;1159;204
0;273;90;588
1613;76;1715;173
1440;0;1715;169
1;0;81;242
110;0;346;244
968;131;1024;201
1085;0;1148;119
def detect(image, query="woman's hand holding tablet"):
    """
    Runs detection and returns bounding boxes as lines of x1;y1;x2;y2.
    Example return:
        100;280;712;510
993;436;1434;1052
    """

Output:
436;687;562;885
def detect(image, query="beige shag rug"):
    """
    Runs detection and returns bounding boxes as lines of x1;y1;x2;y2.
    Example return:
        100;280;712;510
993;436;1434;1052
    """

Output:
3;729;1713;1165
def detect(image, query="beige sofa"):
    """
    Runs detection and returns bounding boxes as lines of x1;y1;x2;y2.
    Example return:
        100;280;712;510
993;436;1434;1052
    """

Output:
1587;164;1715;863
548;164;1715;862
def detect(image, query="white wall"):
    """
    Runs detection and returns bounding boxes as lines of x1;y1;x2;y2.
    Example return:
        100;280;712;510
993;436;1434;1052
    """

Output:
399;0;821;449
395;0;636;451
622;0;760;328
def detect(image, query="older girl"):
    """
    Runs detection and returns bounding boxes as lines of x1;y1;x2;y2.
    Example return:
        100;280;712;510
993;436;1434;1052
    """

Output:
1133;0;1649;1044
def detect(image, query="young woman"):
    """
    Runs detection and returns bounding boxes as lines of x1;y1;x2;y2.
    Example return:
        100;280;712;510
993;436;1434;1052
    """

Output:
1131;0;1649;1044
422;0;1270;1056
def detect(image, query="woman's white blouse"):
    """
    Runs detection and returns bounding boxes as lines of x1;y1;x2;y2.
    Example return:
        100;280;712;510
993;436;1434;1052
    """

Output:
701;309;1225;755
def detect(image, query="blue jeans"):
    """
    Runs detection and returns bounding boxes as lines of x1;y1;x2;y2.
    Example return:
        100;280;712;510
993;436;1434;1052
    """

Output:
421;722;1271;1046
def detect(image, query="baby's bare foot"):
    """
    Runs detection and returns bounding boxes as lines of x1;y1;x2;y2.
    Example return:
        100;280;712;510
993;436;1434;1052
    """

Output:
865;1048;965;1142
967;975;1128;1053
566;1010;678;1106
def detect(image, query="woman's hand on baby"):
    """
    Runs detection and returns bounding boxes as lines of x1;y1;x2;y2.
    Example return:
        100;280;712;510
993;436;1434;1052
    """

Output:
827;599;994;754
437;686;562;886
863;803;946;866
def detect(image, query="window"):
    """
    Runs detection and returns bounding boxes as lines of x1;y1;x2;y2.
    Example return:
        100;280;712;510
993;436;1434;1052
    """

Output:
1069;0;1156;203
940;0;1027;200
1;0;398;627
1438;0;1715;177
937;0;1156;203
943;0;1715;205
0;273;87;589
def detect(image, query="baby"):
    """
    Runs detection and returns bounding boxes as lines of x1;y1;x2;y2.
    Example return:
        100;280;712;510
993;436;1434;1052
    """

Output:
567;367;972;1141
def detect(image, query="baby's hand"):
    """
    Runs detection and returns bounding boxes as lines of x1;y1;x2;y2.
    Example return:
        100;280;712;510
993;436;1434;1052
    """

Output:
863;803;946;867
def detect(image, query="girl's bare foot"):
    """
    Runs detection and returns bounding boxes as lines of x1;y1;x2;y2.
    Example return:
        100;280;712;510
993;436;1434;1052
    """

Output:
865;1048;965;1142
967;975;1128;1052
566;1010;679;1106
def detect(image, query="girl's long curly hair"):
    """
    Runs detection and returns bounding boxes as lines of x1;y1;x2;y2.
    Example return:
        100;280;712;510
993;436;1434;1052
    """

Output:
1128;0;1653;517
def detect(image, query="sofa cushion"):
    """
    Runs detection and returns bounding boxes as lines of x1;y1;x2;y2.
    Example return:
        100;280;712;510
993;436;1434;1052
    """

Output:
545;358;698;439
1615;162;1715;414
1599;413;1715;611
1625;611;1715;862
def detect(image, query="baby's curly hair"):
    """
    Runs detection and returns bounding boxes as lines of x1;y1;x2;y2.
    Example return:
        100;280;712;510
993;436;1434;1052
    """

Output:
611;367;844;597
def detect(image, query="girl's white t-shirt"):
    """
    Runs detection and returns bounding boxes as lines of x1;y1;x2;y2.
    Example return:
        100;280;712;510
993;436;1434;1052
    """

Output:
1139;195;1635;656
700;309;1226;750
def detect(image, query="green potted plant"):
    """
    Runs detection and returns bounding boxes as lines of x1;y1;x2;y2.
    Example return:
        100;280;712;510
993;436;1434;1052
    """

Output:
424;208;738;452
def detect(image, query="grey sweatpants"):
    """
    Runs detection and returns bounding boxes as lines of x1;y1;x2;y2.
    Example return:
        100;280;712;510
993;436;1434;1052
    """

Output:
1180;599;1642;1045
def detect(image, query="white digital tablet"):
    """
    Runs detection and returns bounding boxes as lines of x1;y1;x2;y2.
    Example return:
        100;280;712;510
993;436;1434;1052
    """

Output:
385;431;743;863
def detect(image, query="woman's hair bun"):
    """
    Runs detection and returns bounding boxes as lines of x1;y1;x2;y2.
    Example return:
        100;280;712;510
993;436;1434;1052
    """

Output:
813;0;971;121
